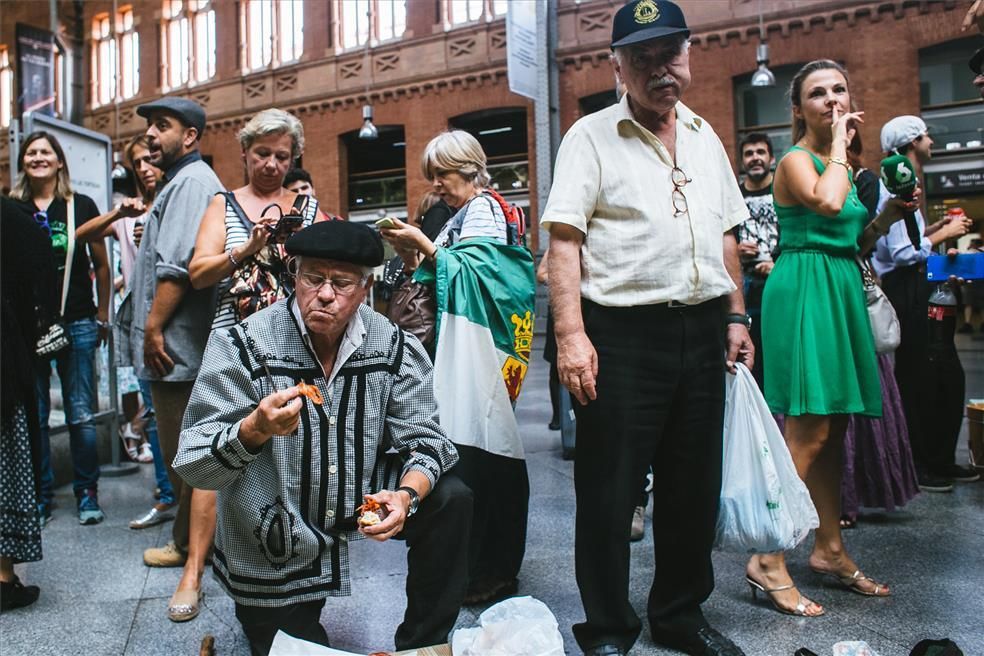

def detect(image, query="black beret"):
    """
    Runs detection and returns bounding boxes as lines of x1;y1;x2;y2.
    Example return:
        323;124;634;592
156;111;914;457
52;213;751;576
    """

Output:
285;221;384;267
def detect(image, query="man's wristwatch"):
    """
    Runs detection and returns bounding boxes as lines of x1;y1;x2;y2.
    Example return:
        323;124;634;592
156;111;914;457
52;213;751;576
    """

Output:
396;486;419;517
726;313;752;329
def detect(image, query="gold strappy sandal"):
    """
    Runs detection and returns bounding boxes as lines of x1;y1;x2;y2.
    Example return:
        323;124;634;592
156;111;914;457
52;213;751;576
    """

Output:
812;568;890;597
746;576;825;617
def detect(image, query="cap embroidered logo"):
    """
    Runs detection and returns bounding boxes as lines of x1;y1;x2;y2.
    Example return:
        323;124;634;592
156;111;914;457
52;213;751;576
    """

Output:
634;0;661;24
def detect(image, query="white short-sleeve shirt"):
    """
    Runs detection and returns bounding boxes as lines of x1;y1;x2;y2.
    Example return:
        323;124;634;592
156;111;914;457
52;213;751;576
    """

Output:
541;95;749;307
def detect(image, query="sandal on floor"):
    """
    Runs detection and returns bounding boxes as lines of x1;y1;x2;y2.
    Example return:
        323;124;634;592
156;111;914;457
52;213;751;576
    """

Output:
136;441;154;463
167;588;202;622
119;422;141;461
811;568;890;597
746;576;824;617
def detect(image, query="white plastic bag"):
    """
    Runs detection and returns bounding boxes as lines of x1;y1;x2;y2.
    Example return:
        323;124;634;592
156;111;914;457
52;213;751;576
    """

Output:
833;641;880;656
714;364;819;553
451;596;565;656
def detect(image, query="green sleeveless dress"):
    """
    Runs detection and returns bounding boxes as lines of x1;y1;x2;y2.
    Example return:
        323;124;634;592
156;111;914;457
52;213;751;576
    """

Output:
761;146;882;417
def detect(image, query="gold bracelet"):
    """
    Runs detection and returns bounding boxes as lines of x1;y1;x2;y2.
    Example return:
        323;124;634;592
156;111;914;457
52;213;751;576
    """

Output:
827;157;852;174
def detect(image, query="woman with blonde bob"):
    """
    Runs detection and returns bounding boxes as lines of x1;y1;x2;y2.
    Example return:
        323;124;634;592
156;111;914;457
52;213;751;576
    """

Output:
161;108;320;624
381;130;530;605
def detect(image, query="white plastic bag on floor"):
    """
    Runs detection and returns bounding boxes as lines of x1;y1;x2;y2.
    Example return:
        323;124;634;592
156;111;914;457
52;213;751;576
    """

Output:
833;641;880;656
715;364;818;553
451;596;565;656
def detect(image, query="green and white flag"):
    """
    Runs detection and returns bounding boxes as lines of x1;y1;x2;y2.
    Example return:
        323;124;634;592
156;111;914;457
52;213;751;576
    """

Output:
415;238;536;459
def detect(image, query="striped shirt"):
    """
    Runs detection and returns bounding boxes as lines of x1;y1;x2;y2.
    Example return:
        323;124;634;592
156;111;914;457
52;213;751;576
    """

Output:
434;193;508;248
174;299;458;607
211;194;319;330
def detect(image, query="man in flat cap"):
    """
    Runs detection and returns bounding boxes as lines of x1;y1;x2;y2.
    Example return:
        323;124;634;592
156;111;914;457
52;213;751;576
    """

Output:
174;221;472;656
542;1;750;654
127;97;226;575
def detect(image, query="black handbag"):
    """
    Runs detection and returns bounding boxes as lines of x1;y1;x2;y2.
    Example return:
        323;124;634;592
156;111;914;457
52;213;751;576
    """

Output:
36;196;75;358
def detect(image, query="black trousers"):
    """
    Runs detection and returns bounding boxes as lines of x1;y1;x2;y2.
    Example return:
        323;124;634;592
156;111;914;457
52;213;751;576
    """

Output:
453;444;529;588
744;276;767;389
235;474;473;655
572;299;726;652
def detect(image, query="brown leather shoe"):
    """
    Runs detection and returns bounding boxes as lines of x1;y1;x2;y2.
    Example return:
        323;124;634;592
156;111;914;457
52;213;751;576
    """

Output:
144;541;187;567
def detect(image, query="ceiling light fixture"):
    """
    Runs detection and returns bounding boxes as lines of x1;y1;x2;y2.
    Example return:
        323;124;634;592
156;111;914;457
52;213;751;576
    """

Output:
750;0;775;88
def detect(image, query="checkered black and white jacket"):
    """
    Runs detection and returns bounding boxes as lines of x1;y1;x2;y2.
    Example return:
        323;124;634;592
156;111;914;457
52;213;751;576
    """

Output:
174;298;458;607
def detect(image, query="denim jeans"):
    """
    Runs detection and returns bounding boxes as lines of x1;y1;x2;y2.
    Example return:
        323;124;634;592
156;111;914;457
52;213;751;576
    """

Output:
138;379;174;505
37;317;101;501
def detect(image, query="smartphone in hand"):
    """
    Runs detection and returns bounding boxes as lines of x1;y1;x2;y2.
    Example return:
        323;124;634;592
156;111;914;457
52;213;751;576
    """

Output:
375;217;398;229
267;212;305;243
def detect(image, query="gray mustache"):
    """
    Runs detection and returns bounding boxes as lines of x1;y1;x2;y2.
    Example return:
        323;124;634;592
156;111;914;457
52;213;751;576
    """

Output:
647;76;676;91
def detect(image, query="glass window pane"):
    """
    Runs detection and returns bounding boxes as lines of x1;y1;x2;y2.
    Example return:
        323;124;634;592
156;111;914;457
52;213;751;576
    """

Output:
924;105;984;151
193;9;215;80
342;0;369;48
279;0;303;62
468;0;483;20
165;0;182;20
379;0;406;41
492;0;508;16
1;48;11;126
342;0;358;48
920;37;981;106
449;0;467;24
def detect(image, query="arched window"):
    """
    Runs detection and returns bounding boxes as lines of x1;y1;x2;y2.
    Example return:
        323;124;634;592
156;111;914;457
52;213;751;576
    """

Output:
242;0;304;71
0;47;12;127
161;0;215;89
446;0;508;27
338;0;407;50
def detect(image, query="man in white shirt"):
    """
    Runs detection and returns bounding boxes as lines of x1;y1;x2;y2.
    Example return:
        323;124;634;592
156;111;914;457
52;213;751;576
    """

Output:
542;2;751;655
875;116;975;492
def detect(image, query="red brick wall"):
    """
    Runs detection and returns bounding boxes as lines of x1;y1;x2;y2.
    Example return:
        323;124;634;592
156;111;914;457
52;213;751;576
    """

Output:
2;0;976;227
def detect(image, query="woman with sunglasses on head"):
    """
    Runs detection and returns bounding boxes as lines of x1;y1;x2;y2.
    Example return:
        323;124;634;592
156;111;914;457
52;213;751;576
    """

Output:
749;60;916;617
8;131;111;527
76;135;180;531
158;109;319;624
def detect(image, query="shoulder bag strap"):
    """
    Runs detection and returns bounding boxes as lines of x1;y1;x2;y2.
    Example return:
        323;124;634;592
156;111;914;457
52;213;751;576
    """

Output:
221;191;256;235
60;195;76;316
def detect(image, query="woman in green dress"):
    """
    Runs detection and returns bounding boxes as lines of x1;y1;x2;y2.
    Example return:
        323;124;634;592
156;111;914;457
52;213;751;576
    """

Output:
745;60;915;617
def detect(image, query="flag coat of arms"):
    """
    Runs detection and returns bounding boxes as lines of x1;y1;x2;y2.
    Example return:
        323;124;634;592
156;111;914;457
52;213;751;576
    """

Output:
414;238;536;459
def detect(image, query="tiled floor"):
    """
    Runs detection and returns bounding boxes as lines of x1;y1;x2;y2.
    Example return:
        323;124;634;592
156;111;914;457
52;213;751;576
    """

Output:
2;336;982;656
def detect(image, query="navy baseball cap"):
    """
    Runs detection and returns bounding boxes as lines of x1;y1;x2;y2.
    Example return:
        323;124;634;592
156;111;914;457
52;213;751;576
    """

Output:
611;0;690;48
136;97;207;136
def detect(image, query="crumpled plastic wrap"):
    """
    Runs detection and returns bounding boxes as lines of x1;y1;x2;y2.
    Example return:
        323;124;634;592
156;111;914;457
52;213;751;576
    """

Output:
451;596;565;656
832;641;880;656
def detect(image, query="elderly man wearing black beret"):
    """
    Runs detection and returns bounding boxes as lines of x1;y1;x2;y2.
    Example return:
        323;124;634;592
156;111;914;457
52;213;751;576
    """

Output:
174;221;472;656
